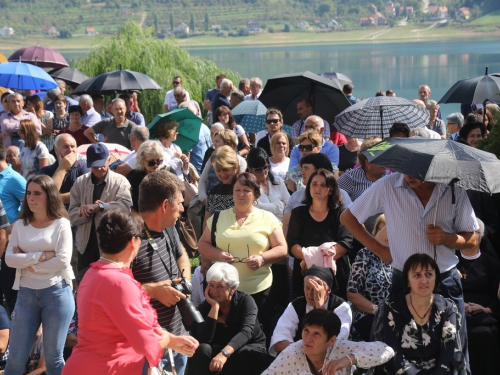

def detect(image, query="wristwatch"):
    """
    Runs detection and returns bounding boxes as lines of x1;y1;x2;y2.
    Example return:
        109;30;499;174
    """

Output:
98;202;105;212
221;349;231;358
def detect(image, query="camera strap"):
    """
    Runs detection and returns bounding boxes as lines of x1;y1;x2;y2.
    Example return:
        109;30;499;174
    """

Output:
144;223;174;280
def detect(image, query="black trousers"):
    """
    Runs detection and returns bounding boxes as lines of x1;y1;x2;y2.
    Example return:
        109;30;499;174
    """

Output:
0;252;17;313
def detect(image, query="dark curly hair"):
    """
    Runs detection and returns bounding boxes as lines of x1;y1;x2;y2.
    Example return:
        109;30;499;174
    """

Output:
96;208;143;255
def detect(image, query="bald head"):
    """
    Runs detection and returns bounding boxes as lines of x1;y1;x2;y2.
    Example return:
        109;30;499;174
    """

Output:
304;115;325;135
178;101;197;115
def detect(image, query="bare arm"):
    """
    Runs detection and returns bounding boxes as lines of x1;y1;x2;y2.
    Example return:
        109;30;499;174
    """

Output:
38;158;49;169
114;163;133;176
340;209;392;263
0;229;7;259
347;291;378;315
177;249;191;282
203;99;212;111
264;227;287;264
0;328;8;354
198;225;234;263
164;104;169;113
282;213;291;238
83;127;97;143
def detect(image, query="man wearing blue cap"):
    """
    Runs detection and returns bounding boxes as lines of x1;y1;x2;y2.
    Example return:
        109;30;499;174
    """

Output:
69;143;132;271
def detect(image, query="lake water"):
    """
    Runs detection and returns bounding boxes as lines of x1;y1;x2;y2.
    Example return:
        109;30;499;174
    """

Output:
185;40;500;119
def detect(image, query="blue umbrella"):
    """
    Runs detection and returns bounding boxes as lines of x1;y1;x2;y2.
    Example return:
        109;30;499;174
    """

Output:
0;62;58;90
232;100;268;134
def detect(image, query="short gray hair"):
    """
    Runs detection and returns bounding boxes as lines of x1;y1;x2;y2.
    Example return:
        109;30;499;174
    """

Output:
8;93;23;102
130;126;149;142
79;94;93;107
250;77;262;87
410;126;440;139
211;122;225;132
54;133;76;149
178;101;197;114
206;262;240;289
426;100;439;110
230;90;245;102
220;78;233;91
135;140;164;170
47;88;62;100
111;98;126;107
446;112;464;129
173;86;186;96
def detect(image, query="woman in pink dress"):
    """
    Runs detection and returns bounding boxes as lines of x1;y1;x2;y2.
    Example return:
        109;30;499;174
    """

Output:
62;209;198;375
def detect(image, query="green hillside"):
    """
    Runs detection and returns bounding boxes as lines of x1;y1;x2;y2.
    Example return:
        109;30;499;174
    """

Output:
0;0;498;37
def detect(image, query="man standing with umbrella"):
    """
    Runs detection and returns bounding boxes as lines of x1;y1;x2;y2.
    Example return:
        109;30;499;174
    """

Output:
340;172;478;371
0;93;42;148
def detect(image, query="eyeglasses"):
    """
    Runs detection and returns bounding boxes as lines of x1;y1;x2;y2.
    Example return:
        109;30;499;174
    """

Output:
146;159;163;167
299;144;314;152
252;165;269;173
172;81;181;85
266;119;280;124
228;244;250;263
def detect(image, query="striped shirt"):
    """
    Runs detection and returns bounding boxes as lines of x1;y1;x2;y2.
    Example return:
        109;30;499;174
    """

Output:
337;167;383;202
349;173;478;272
131;227;186;336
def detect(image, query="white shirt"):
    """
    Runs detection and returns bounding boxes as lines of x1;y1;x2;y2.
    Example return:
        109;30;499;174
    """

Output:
6;218;74;290
161;142;188;179
245;91;262;101
164;89;191;112
269;297;352;357
256;176;290;221
270;159;290;180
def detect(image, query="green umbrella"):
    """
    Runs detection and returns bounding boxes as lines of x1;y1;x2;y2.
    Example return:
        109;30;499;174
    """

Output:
148;108;202;153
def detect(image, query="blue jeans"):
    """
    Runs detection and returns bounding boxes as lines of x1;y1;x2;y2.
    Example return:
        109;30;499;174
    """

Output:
142;350;188;375
5;280;75;375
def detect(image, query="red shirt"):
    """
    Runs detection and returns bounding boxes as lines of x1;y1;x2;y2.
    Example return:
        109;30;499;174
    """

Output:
330;131;347;146
58;124;90;147
62;262;163;375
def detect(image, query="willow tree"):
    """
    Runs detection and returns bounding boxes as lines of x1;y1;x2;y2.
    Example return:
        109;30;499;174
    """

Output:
75;21;240;124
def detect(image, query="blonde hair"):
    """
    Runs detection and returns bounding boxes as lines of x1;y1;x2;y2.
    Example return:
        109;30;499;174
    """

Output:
135;140;164;171
214;129;237;150
296;130;322;148
210;145;239;172
358;137;382;166
270;132;289;156
372;214;386;236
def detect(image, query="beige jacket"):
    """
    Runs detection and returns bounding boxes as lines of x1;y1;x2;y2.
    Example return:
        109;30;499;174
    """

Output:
69;170;132;254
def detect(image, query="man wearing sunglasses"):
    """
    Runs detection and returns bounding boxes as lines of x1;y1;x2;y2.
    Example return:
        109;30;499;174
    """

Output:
256;108;295;157
164;76;191;113
288;115;340;172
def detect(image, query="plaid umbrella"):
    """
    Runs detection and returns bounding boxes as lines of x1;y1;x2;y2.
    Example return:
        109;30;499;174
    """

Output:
232;100;267;134
333;96;430;139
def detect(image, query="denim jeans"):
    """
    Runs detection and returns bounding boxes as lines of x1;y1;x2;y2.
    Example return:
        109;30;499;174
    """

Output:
142;350;188;375
5;280;75;375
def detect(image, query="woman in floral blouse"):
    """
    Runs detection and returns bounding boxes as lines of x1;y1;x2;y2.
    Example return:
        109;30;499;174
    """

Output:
372;254;462;374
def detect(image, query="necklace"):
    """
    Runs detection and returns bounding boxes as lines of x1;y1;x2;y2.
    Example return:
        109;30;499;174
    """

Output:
459;251;480;280
100;256;123;267
409;295;433;323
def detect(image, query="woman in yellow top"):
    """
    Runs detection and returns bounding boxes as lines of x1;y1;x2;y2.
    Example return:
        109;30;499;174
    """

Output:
198;172;287;337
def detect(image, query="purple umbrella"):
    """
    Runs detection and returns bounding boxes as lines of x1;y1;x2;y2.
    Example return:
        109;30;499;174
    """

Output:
8;45;69;69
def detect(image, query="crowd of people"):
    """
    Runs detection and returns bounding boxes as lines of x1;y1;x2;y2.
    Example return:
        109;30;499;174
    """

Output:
0;74;496;375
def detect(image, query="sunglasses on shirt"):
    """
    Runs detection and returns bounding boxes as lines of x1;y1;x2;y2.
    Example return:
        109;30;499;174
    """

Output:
146;159;163;167
266;119;280;124
298;144;314;152
228;244;250;263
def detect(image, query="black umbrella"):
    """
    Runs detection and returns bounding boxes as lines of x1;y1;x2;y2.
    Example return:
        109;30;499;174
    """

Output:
71;69;161;95
361;137;500;195
48;67;90;86
258;71;351;129
438;67;500;105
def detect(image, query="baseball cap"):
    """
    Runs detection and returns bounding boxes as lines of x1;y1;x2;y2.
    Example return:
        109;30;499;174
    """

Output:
87;143;109;168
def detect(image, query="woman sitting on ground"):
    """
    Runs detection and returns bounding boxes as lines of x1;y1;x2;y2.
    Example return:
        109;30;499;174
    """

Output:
287;169;353;300
456;218;500;375
189;262;273;375
62;208;198;375
263;309;394;375
247;147;290;221
372;253;463;374
347;215;393;341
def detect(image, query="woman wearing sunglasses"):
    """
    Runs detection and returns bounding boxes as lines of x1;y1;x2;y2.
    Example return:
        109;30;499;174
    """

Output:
285;130;323;193
246;147;290;222
126;140;166;210
155;119;189;180
199;172;287;339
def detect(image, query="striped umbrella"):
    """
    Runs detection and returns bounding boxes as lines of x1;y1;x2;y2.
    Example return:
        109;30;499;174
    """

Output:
333;96;430;139
232;100;268;134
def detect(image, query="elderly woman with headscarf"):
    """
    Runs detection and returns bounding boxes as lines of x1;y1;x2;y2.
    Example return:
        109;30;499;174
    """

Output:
188;262;273;375
269;265;352;357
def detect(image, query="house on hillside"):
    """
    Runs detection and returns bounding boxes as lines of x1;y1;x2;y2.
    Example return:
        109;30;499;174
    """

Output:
456;7;471;20
360;17;375;27
428;5;439;14
85;27;97;35
248;21;260;32
385;6;396;16
400;5;414;13
43;26;59;36
368;4;378;14
327;19;341;30
175;23;190;35
296;20;310;30
0;27;14;37
437;6;448;19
